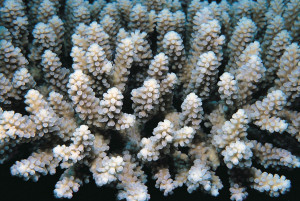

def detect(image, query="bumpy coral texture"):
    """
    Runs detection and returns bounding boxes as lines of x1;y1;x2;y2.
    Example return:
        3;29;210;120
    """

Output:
0;0;299;201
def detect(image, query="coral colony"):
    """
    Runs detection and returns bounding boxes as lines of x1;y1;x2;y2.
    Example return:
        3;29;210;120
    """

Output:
0;0;300;200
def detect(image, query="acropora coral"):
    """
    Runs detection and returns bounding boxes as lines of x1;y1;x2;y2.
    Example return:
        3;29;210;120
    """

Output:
0;0;299;201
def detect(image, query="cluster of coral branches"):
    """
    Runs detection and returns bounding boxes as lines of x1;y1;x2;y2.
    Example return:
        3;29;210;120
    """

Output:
0;0;300;200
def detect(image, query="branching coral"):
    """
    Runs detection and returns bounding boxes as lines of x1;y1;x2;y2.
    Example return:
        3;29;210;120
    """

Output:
0;1;299;201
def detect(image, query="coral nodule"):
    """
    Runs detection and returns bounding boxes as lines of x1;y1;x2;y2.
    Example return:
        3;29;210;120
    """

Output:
0;0;299;201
